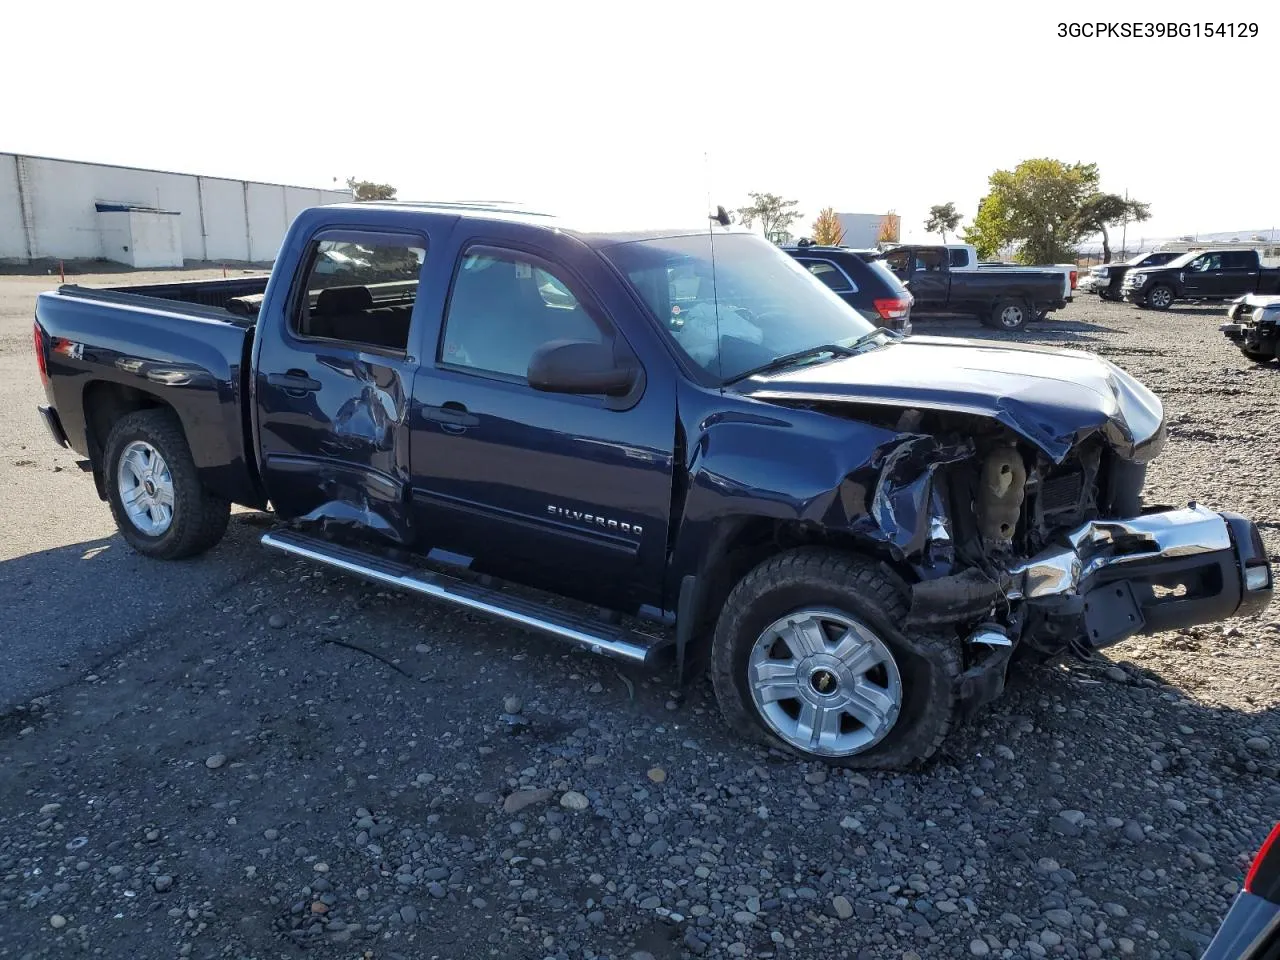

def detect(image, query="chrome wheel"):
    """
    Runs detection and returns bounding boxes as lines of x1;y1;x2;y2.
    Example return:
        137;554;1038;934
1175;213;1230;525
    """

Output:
117;440;174;536
747;608;903;757
998;303;1026;329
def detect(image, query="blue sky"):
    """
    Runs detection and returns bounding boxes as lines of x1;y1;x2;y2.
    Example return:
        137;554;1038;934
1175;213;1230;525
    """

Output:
3;0;1274;246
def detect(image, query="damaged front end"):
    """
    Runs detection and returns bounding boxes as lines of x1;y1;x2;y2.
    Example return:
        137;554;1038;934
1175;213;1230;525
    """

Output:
849;419;1274;715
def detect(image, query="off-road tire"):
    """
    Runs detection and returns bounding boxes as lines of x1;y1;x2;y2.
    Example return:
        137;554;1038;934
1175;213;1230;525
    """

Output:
103;408;231;560
1145;285;1174;310
983;299;1030;331
709;548;961;769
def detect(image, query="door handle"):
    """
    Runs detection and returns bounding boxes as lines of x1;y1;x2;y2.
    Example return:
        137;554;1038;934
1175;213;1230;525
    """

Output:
267;370;322;393
423;401;479;428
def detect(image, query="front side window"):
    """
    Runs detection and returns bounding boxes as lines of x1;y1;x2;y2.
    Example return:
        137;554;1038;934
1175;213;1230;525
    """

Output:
440;247;604;379
291;236;425;351
602;232;877;383
800;259;855;293
1190;254;1222;272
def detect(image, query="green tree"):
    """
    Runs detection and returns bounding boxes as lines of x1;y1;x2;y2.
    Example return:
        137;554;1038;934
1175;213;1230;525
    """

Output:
811;207;846;245
923;202;962;243
962;159;1100;264
1072;193;1151;262
736;192;802;242
346;177;398;201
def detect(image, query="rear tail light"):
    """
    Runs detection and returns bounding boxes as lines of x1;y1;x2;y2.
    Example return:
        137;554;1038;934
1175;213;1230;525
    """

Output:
874;297;911;320
33;321;49;388
1245;822;1280;903
1070;270;1078;289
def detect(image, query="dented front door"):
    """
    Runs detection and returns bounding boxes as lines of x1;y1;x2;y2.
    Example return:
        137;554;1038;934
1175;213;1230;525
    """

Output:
255;228;427;544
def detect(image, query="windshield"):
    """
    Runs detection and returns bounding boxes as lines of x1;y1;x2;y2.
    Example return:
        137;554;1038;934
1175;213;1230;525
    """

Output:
602;232;878;383
1162;251;1202;269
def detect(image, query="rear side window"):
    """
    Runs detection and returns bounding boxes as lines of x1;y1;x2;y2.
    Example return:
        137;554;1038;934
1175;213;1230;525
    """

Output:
866;259;909;294
440;246;605;380
1222;251;1257;269
948;248;969;268
291;235;425;352
799;259;856;293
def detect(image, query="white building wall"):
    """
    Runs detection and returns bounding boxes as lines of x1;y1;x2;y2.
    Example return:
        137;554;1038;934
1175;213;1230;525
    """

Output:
198;176;250;262
245;182;287;263
0;157;25;260
128;211;183;268
96;210;133;265
0;152;348;264
835;213;887;248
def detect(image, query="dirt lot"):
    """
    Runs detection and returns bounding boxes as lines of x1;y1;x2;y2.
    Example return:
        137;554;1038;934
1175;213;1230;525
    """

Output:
1;268;1277;960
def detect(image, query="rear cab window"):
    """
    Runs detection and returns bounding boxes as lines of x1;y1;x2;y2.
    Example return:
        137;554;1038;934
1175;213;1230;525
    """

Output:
291;234;426;352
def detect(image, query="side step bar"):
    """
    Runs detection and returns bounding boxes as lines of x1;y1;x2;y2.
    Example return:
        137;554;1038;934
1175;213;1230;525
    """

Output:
260;529;671;666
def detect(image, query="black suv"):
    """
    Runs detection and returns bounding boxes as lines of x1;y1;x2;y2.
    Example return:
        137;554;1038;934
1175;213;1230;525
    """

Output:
782;243;914;334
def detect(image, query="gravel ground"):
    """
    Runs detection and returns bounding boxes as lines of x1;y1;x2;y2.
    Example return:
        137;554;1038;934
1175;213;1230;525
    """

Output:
1;271;1277;960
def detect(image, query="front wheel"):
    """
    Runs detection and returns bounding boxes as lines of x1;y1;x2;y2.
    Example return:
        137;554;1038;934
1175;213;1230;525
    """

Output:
1241;346;1277;364
984;299;1030;331
104;408;231;560
709;549;960;769
1145;285;1174;310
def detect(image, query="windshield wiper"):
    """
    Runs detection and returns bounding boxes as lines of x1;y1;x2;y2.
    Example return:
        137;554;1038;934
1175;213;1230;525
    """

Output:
723;342;859;386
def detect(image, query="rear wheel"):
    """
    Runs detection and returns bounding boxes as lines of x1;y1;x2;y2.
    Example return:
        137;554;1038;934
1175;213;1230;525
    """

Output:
103;409;230;560
709;548;960;769
1145;285;1174;310
1241;346;1277;364
984;299;1030;331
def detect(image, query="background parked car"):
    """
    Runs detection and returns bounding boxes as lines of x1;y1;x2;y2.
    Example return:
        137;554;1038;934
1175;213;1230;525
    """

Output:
876;244;1066;330
1123;248;1280;309
782;242;914;333
1079;250;1183;300
1221;294;1280;363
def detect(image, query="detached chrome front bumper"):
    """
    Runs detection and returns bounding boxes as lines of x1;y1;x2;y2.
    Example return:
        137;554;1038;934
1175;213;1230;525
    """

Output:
1009;503;1272;647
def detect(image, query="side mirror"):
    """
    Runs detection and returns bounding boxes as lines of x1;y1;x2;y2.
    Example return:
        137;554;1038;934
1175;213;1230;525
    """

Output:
527;339;637;397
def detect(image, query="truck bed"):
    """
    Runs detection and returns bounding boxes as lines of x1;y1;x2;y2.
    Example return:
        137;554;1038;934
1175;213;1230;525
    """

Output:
34;279;265;509
57;275;271;325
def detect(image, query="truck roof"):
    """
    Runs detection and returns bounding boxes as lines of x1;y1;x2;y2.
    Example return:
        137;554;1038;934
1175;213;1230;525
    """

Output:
313;201;747;248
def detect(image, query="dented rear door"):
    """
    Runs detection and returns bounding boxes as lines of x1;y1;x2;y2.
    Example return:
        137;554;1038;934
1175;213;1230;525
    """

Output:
254;226;432;544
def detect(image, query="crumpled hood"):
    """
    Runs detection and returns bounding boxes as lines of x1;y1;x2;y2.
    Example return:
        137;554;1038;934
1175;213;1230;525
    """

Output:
735;335;1166;464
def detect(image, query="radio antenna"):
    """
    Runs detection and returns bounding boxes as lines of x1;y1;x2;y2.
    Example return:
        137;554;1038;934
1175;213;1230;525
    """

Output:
705;151;725;389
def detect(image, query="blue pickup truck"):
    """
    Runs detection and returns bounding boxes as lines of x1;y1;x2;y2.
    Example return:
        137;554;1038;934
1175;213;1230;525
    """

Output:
31;202;1274;769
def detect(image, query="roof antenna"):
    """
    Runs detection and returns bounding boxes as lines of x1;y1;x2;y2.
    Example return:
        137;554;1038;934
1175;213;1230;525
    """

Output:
704;152;724;390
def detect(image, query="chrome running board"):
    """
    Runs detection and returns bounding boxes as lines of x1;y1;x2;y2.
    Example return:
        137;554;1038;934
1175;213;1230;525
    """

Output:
261;529;670;666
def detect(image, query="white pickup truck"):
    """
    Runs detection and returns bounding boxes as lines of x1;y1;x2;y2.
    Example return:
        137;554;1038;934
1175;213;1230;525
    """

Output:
940;243;1077;307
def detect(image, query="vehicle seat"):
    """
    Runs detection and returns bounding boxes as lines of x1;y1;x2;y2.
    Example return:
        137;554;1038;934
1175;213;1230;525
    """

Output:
312;285;374;340
310;285;413;350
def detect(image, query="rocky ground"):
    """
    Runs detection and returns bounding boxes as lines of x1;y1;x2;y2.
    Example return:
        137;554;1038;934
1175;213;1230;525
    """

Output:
1;272;1277;960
